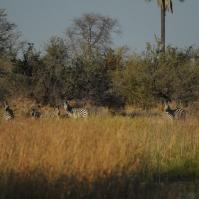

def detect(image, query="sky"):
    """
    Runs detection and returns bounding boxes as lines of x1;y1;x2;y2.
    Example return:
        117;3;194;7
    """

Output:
1;0;199;54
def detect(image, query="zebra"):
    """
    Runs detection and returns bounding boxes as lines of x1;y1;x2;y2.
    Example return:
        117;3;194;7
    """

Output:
63;101;89;119
56;105;69;119
3;101;14;121
30;108;41;118
164;101;186;121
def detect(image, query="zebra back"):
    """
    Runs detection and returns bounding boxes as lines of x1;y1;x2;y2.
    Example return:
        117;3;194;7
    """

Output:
174;108;186;121
63;101;89;118
3;102;14;121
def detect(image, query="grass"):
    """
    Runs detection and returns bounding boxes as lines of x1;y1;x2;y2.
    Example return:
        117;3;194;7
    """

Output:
1;103;199;198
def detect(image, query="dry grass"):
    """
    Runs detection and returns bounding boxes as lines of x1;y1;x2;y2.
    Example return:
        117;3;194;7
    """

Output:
1;100;199;198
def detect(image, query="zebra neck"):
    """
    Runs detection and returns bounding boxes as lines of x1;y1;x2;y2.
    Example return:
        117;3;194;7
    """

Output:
165;105;171;112
67;104;73;112
5;107;10;111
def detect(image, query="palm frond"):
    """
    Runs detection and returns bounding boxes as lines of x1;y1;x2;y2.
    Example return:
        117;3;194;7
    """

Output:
170;0;173;13
157;0;163;7
146;0;184;13
157;0;174;14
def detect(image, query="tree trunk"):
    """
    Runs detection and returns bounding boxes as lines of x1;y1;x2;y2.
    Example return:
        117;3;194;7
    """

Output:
161;0;165;52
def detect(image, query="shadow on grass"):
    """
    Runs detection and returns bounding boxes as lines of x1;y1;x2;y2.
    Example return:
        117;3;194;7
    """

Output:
129;111;161;119
1;170;199;199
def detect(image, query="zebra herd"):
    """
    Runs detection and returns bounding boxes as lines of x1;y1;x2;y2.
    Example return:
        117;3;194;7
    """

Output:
2;101;89;121
2;100;186;122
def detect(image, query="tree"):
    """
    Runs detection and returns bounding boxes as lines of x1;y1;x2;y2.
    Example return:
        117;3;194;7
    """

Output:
0;9;23;58
146;0;185;52
0;9;25;100
0;9;23;83
62;13;125;111
64;12;121;61
6;43;42;98
119;43;199;108
30;36;69;105
12;43;40;77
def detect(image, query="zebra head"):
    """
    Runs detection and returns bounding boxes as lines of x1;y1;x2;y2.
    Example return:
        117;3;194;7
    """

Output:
30;108;35;116
30;108;41;118
63;101;67;110
164;101;171;112
56;105;61;116
63;101;72;111
63;101;74;115
3;101;9;111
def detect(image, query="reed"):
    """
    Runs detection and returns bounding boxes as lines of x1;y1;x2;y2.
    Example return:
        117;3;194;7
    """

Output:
0;111;199;198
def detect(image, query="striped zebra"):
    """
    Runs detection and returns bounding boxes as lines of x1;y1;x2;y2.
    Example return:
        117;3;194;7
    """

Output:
164;101;186;121
30;108;41;118
3;101;14;121
56;105;69;119
63;101;89;119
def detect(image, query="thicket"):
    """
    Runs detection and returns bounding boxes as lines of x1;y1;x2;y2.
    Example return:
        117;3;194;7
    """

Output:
1;9;199;110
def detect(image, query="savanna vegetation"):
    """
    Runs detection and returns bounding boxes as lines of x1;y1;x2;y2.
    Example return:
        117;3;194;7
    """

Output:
1;8;199;198
1;106;199;198
1;9;199;110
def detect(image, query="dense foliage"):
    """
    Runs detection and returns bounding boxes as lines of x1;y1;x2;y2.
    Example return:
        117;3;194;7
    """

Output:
1;9;199;110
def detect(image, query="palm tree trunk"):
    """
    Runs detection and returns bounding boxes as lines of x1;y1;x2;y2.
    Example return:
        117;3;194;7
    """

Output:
161;0;165;52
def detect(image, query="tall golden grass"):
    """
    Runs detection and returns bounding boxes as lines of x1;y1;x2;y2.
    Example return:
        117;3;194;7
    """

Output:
0;104;199;198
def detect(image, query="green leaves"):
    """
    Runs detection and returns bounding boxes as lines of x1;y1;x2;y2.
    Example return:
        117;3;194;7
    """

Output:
113;41;199;109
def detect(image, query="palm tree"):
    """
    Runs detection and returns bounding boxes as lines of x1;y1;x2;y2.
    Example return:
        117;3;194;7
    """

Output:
146;0;185;52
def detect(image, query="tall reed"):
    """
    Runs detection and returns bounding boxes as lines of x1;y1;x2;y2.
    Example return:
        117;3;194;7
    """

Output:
0;114;199;198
